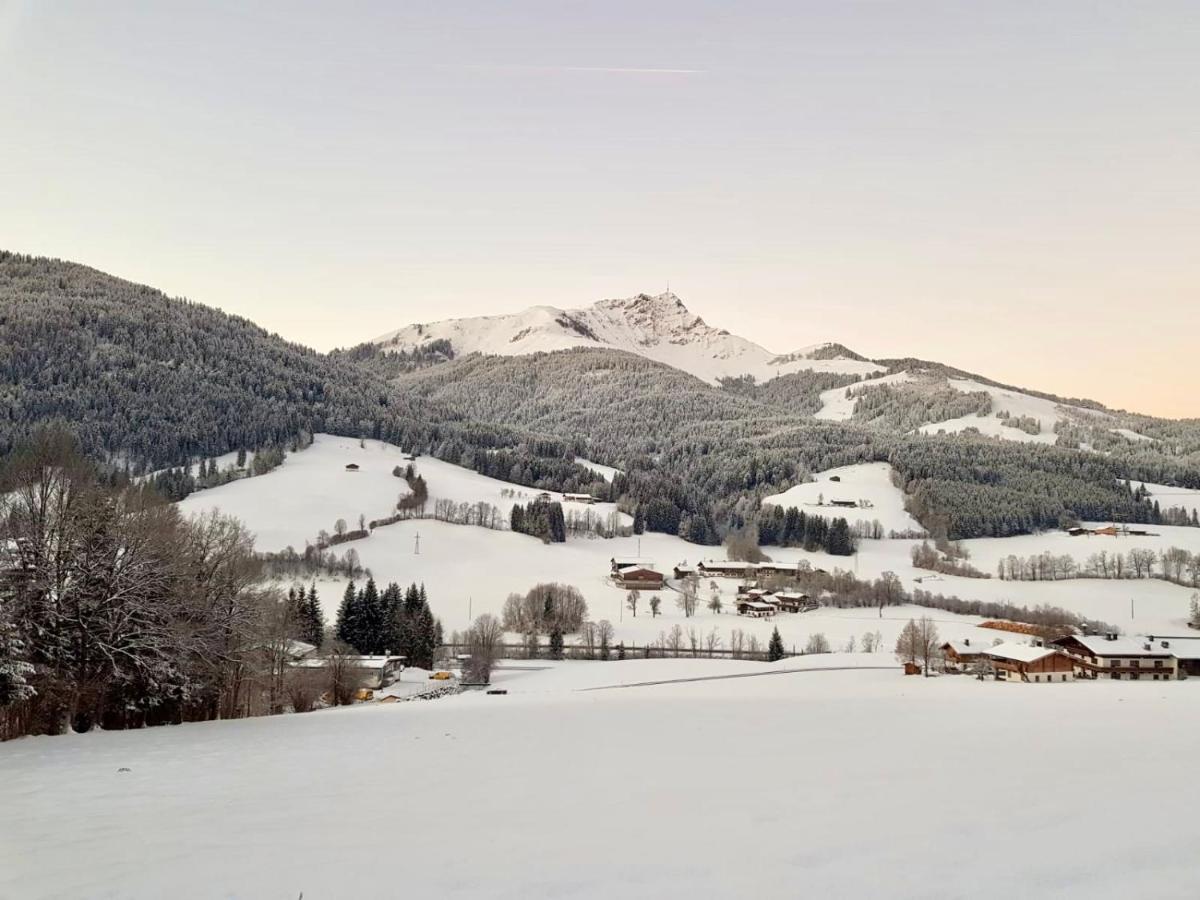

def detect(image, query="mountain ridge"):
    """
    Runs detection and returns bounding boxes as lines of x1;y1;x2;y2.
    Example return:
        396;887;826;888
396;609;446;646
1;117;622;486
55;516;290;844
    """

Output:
372;291;884;385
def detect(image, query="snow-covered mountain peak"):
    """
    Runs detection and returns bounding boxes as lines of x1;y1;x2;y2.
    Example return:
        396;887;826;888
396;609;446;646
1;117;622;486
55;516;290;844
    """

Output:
371;292;883;384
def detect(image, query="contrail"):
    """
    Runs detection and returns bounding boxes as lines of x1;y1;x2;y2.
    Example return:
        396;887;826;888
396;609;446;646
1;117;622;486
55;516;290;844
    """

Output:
437;63;703;75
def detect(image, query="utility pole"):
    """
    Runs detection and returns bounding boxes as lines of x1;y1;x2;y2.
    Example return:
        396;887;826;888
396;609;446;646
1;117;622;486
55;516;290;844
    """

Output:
414;531;420;555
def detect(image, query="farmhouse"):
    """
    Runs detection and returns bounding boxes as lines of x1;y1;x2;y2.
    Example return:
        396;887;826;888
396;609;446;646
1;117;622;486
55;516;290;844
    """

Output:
612;565;664;590
698;560;756;578
562;492;596;504
940;638;991;672
757;562;804;578
1051;634;1182;680
985;643;1074;683
294;654;406;689
673;564;697;579
736;599;775;618
773;591;815;613
829;499;858;509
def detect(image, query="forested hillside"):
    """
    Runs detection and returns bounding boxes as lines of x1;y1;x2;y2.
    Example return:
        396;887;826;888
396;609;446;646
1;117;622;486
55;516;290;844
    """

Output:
0;252;436;468
393;349;1197;540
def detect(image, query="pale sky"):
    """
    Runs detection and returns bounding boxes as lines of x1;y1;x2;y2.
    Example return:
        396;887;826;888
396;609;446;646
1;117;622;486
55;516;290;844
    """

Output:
1;1;1197;416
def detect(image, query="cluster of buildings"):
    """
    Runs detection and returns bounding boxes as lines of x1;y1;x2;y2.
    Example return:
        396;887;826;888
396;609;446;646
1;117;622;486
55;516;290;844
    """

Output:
940;633;1200;683
734;587;819;617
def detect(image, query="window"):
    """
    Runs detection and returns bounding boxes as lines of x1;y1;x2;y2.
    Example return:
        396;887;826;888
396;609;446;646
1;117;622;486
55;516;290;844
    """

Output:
1112;673;1121;680
1130;673;1140;680
1131;660;1140;669
1154;660;1164;668
1110;659;1119;667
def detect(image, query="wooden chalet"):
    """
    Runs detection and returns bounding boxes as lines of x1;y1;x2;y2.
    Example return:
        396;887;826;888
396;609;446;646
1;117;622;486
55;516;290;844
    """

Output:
1051;634;1184;680
939;638;991;672
612;565;664;590
562;492;596;505
829;499;859;509
736;599;775;618
773;591;816;613
985;643;1074;683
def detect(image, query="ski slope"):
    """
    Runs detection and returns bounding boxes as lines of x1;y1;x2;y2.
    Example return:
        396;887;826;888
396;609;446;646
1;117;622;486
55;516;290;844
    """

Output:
5;661;1200;900
813;371;913;421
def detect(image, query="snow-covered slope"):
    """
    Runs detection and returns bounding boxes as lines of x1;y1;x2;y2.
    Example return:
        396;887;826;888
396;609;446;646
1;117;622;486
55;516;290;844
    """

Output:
7;663;1200;900
176;436;1200;645
762;463;925;536
814;371;914;421
372;292;882;384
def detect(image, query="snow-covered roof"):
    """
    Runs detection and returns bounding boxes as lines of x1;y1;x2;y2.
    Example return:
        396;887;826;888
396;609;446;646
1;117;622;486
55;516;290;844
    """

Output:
739;601;776;612
286;640;317;659
1062;635;1174;657
1159;641;1200;661
617;565;659;575
700;560;754;570
985;642;1060;664
295;655;405;671
941;639;990;656
775;591;810;601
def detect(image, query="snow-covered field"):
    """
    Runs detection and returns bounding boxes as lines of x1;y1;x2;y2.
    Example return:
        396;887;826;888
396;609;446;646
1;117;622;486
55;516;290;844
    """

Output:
762;462;924;535
178;434;628;552
1142;482;1200;519
174;437;1200;644
5;660;1200;900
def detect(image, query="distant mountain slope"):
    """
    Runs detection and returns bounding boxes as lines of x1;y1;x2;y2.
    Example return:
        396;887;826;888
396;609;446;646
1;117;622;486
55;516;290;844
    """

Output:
392;348;1195;540
372;292;883;384
0;252;435;468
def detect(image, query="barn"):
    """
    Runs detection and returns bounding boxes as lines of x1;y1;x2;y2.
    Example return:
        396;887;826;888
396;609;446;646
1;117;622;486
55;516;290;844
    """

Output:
612;565;664;590
985;643;1074;683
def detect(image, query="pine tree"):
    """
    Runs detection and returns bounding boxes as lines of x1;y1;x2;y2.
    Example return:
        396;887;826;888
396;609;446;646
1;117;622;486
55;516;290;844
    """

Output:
549;626;564;660
358;578;383;654
335;580;358;649
304;583;325;648
0;607;35;706
767;627;785;662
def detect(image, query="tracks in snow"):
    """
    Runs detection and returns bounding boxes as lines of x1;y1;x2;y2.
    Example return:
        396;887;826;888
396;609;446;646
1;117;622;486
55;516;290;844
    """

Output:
576;665;896;692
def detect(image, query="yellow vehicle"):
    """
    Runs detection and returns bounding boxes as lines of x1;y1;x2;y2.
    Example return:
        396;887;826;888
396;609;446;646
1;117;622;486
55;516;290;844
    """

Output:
355;688;375;702
429;671;453;681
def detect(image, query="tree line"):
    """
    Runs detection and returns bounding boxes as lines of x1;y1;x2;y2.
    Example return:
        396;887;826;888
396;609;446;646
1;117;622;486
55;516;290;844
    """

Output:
335;580;443;669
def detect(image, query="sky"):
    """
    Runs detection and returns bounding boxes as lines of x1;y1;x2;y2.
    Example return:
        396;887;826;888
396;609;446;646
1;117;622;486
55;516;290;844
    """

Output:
1;1;1197;416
